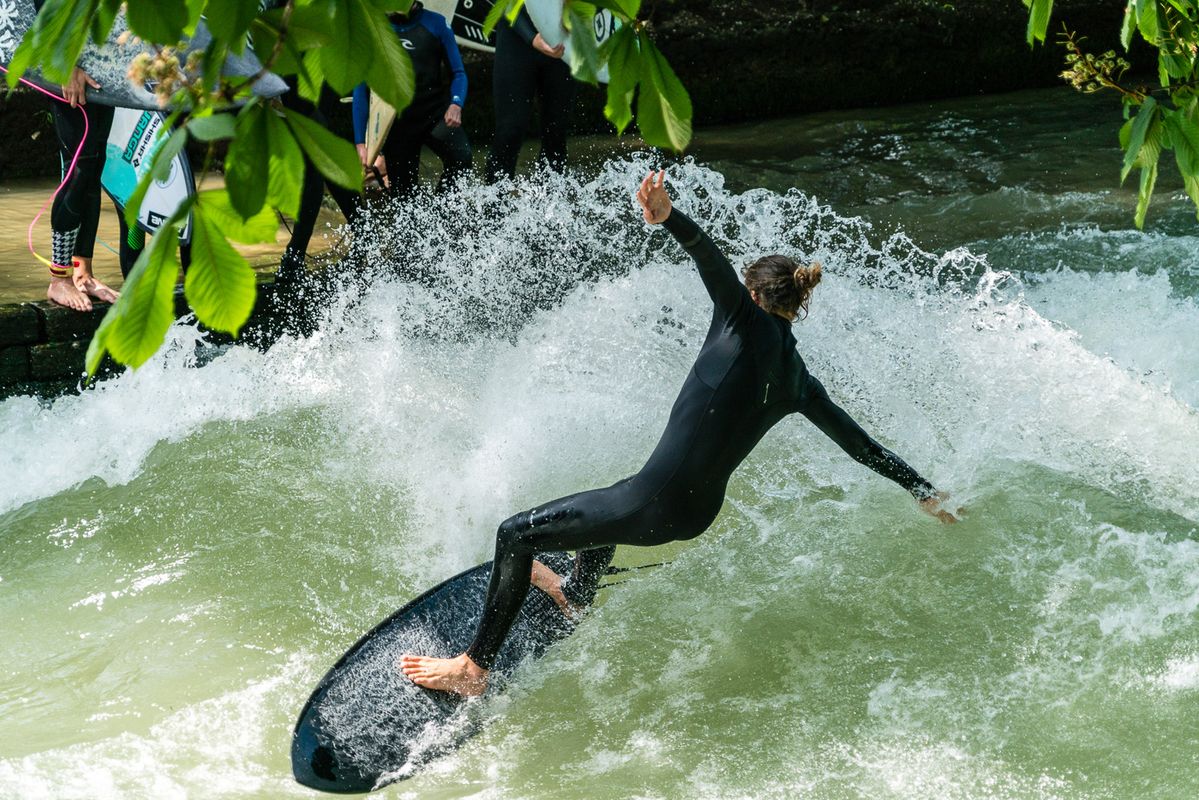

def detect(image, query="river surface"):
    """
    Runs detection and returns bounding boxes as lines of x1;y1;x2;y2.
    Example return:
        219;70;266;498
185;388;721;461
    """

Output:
2;87;1198;799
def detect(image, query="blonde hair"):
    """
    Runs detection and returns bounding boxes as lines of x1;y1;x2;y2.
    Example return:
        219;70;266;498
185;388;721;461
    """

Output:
742;255;823;320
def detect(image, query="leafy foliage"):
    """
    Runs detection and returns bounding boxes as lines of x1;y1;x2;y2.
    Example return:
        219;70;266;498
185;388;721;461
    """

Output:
8;0;693;374
1029;1;1199;227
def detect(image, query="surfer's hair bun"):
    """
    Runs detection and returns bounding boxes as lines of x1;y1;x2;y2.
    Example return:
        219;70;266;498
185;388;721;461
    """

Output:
743;255;822;321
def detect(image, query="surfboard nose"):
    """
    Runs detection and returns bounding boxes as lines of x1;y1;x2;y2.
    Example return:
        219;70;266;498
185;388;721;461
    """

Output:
291;711;378;794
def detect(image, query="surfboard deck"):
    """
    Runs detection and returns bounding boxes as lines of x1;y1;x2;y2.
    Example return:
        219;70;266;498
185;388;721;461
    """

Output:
102;108;195;242
0;0;287;110
364;91;397;168
525;0;615;83
291;551;578;793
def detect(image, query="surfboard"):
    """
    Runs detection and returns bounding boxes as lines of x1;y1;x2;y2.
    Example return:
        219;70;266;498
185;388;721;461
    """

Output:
364;91;397;168
101;108;195;242
0;0;288;111
525;0;616;83
291;551;578;793
422;0;498;53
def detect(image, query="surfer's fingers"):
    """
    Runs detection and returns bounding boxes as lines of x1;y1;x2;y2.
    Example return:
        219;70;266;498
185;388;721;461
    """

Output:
85;75;101;89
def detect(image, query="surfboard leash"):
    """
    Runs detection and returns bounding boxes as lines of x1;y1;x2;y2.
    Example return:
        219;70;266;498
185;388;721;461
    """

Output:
0;64;92;272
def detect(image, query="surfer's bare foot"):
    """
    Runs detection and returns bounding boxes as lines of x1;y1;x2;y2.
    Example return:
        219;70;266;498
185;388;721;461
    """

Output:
47;276;92;311
531;559;582;621
398;653;488;696
73;268;120;304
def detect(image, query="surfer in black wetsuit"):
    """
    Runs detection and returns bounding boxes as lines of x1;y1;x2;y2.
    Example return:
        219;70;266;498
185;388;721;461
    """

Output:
483;6;574;182
400;171;958;695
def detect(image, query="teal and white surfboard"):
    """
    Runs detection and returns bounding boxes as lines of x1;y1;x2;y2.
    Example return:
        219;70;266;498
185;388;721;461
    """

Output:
101;108;195;243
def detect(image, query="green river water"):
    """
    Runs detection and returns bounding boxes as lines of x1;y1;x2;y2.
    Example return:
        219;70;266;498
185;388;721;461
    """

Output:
2;86;1198;798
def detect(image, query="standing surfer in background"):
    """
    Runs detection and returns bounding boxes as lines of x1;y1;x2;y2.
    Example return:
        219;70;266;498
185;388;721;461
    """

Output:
352;2;472;196
483;4;574;182
42;61;120;311
400;170;959;696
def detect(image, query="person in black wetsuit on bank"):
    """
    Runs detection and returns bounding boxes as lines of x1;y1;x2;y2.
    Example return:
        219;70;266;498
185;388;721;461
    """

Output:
351;2;471;196
400;170;958;695
483;6;574;182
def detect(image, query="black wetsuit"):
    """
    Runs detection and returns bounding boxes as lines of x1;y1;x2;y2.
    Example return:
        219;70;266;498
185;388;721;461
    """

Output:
464;210;937;670
483;8;574;182
47;101;113;269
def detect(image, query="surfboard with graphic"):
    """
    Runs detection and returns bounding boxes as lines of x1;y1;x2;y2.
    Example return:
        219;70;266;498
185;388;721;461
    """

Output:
423;0;497;53
101;108;195;242
0;0;287;111
525;0;616;83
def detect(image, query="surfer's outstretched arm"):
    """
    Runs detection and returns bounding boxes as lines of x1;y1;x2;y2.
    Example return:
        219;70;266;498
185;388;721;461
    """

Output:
800;378;958;522
637;171;748;314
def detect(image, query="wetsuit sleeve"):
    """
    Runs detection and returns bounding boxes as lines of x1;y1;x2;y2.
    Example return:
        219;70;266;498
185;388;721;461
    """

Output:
433;15;468;107
662;209;749;316
351;82;369;145
510;7;539;45
800;377;937;501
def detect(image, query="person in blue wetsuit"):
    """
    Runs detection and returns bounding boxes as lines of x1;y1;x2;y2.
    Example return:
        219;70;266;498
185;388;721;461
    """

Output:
400;171;959;695
352;2;472;196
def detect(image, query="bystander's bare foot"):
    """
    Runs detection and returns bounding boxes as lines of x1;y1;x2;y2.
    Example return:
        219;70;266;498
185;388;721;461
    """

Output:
398;652;488;696
47;276;91;311
74;270;119;304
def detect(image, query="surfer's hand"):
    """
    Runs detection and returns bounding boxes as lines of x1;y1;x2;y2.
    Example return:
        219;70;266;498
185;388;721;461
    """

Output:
636;170;671;225
65;68;100;107
444;103;462;128
919;491;961;524
533;33;565;59
356;143;369;168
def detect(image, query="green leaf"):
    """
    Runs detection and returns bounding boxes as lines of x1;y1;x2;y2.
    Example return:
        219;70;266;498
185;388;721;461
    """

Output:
1138;0;1161;43
264;109;305;218
602;26;639;134
225;103;271;218
1165;108;1199;197
297;49;327;105
101;223;185;367
202;0;259;46
1121;96;1158;182
186;203;259;335
7;0;97;85
187;113;237;142
90;0;121;46
1121;2;1137;50
360;0;416;113
1024;0;1053;45
283;108;364;191
1135;158;1158;228
195;189;279;244
315;0;370;94
125;0;189;44
565;2;603;84
635;32;692;152
151;127;189;183
484;0;527;37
